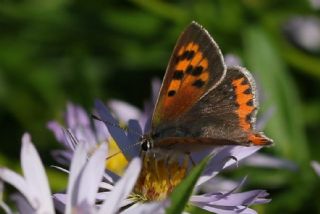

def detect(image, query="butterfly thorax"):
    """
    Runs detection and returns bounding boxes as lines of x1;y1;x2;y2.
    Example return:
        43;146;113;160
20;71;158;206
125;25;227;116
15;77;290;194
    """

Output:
140;127;188;152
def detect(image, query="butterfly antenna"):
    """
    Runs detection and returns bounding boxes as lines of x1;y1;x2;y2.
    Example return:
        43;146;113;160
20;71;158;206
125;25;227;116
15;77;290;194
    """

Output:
91;114;143;138
105;140;142;160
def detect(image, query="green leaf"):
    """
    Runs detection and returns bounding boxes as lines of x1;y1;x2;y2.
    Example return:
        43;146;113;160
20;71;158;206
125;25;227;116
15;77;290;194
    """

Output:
243;26;309;164
166;156;210;214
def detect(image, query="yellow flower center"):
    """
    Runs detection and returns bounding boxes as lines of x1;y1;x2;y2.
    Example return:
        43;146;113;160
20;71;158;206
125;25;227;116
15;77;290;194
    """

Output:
106;139;128;175
132;153;189;202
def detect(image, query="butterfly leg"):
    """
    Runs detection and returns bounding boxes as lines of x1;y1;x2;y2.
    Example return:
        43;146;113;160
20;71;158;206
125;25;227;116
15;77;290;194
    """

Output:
186;152;196;166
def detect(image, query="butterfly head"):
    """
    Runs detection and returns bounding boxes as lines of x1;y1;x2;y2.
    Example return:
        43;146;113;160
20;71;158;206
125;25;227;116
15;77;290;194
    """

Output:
140;135;154;151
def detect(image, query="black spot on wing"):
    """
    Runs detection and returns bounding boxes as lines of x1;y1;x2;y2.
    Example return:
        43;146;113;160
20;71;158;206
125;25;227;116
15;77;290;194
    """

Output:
192;66;203;76
186;65;193;74
173;70;184;80
185;65;203;76
245;113;252;123
176;50;195;63
192;79;205;88
168;90;176;97
241;78;249;85
246;99;253;106
244;88;251;94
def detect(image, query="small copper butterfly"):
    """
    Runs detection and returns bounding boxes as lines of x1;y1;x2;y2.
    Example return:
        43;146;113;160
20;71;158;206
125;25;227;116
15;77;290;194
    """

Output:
140;21;273;154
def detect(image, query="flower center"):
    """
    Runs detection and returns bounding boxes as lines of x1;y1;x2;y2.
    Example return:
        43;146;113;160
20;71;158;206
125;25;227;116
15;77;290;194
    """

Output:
131;153;189;202
106;139;128;175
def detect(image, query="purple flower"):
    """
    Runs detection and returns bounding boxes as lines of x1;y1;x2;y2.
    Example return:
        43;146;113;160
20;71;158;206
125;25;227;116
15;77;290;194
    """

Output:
48;102;109;165
0;133;55;213
0;133;165;214
95;100;271;213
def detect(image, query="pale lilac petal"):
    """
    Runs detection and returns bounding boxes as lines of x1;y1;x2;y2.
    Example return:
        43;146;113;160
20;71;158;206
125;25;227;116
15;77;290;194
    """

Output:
192;190;270;206
195;205;258;214
1;172;31;210
51;150;73;165
95;100;133;160
0;201;12;214
10;193;35;214
197;176;240;193
47;121;65;143
108;99;142;123
53;194;66;213
193;177;247;203
191;189;270;214
122;200;169;214
103;170;120;184
243;153;297;170
191;175;270;214
77;144;107;206
11;194;35;214
20;134;54;213
98;158;142;214
99;182;114;192
66;102;91;128
196;146;260;186
0;182;12;214
0;166;34;208
66;142;88;213
311;161;320;176
62;129;78;151
191;190;269;214
74;126;97;148
94;119;110;142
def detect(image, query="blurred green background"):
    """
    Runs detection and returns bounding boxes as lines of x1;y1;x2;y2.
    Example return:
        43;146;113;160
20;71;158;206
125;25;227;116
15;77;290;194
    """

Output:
0;0;319;213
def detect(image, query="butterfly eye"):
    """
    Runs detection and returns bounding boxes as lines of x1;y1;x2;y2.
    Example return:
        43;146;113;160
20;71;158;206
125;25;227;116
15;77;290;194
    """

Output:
141;138;153;151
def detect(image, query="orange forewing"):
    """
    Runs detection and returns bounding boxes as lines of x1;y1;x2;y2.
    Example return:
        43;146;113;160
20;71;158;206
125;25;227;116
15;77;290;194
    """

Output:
153;22;225;127
161;42;210;119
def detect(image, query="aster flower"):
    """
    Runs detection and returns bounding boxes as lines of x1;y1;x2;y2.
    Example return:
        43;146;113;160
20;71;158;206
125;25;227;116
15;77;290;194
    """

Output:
47;102;109;165
0;133;165;214
47;102;129;175
95;100;271;213
0;133;55;213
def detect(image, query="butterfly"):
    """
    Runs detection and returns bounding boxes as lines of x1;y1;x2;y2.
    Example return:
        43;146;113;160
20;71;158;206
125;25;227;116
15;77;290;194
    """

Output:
139;21;273;154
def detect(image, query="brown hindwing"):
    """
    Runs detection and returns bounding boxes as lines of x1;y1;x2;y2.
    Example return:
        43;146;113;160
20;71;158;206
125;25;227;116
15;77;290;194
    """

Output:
154;66;273;146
